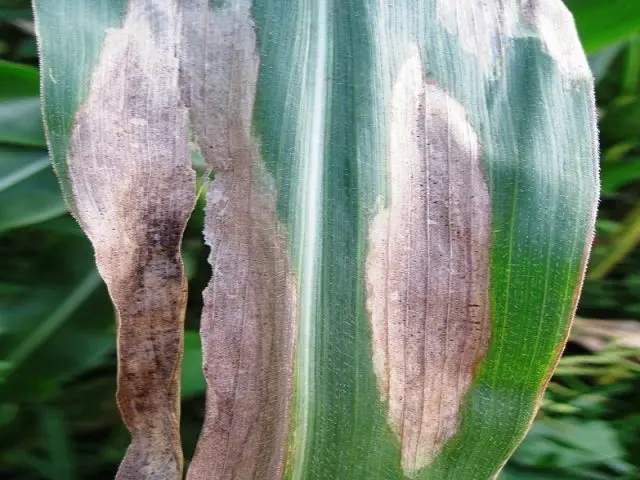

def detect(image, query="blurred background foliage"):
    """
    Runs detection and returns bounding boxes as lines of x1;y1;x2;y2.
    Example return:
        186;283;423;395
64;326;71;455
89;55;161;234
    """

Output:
0;1;639;479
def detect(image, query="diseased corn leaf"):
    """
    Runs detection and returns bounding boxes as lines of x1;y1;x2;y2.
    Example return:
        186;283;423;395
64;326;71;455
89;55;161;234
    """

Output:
178;3;297;478
365;58;493;471
34;1;195;478
248;1;597;478
34;0;598;479
33;0;127;207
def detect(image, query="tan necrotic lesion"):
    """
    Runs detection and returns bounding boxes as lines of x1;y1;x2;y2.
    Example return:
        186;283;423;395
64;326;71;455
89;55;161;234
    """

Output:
366;46;491;474
70;0;297;477
178;2;297;479
67;2;195;478
436;0;590;82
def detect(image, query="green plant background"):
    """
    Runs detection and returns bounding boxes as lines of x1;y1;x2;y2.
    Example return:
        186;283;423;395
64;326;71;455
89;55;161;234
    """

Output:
1;1;639;479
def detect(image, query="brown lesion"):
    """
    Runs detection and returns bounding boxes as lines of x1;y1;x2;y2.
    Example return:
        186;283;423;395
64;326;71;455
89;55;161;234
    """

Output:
178;2;297;479
188;161;296;480
365;47;491;473
67;3;195;478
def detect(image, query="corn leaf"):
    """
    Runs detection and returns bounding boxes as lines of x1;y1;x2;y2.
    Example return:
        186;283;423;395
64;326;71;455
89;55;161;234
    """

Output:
34;1;598;479
35;2;195;478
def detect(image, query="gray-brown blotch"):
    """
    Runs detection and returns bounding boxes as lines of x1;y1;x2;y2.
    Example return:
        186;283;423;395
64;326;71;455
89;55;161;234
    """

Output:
436;0;590;81
178;1;297;479
366;46;491;474
67;1;195;479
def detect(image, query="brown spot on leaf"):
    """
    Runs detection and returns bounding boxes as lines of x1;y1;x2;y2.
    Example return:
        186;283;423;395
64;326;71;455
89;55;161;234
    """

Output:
67;2;195;479
179;2;296;479
365;47;491;473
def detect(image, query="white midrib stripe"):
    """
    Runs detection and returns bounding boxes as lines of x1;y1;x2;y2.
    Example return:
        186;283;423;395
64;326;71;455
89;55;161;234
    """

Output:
294;0;328;478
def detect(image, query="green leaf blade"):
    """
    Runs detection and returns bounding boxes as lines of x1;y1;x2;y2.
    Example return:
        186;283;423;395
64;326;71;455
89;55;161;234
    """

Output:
33;0;127;209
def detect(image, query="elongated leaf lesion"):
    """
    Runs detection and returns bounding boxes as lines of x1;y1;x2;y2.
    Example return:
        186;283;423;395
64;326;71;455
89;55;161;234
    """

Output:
366;46;491;474
49;1;296;478
179;2;297;478
66;1;195;478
